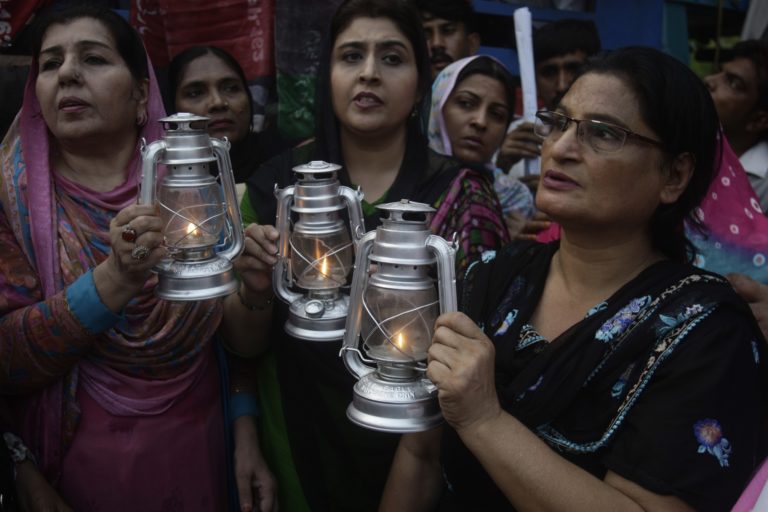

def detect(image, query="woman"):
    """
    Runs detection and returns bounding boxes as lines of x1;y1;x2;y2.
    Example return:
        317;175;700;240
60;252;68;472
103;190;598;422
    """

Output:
169;45;263;183
0;6;273;511
428;55;535;238
381;47;767;512
231;1;509;510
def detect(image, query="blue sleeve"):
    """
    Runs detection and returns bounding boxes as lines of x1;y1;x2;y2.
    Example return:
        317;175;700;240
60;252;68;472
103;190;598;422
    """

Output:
66;270;122;334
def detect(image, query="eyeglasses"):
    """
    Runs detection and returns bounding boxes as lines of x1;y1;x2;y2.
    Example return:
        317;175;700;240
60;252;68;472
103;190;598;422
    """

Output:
533;110;666;154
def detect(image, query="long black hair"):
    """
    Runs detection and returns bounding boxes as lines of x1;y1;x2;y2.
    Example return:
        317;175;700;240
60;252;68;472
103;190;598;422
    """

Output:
583;47;720;263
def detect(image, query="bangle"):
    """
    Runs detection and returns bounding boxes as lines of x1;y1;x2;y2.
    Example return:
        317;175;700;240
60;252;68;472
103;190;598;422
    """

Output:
230;393;260;422
238;284;273;311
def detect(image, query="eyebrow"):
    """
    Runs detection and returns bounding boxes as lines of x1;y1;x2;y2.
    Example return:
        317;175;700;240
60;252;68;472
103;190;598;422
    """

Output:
555;105;632;129
336;40;409;52
453;89;510;110
40;40;114;56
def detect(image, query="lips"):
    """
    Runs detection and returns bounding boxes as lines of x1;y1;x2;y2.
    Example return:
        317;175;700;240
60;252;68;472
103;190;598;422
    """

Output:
542;169;581;190
58;96;89;112
353;91;383;108
207;119;235;130
459;136;483;149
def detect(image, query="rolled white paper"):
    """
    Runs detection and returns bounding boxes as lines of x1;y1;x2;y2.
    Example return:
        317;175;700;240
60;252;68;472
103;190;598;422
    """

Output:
513;7;540;176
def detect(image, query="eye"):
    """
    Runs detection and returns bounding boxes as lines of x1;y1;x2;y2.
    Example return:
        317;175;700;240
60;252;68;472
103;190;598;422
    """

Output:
341;51;363;63
222;82;243;94
441;24;457;35
489;108;508;123
382;53;403;66
589;122;624;141
84;54;108;65
182;86;205;99
40;58;61;71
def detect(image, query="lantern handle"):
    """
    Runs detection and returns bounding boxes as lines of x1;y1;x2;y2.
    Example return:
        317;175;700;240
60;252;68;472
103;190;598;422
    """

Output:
342;231;377;380
211;138;245;262
273;185;303;304
426;235;458;314
139;138;166;205
339;186;365;241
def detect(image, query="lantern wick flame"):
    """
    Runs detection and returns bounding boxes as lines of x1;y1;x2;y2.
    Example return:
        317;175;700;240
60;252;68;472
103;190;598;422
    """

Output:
395;332;406;350
186;222;200;237
321;255;328;277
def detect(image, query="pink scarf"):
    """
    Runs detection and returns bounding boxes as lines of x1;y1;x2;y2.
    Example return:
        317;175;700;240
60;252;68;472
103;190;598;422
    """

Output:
19;54;165;297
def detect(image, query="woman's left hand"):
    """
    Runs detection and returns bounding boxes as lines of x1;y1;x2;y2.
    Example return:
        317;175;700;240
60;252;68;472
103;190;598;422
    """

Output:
427;312;502;433
233;416;276;512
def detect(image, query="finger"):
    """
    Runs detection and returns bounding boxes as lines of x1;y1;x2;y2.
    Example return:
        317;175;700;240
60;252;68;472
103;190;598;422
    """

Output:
235;253;273;274
256;481;276;512
243;237;278;265
245;225;279;256
113;204;158;227
727;273;768;303
133;231;165;251
426;359;451;385
434;312;483;339
236;472;254;512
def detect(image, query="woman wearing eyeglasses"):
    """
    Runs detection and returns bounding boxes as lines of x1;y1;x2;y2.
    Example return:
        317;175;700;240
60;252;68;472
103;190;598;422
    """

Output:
380;47;767;512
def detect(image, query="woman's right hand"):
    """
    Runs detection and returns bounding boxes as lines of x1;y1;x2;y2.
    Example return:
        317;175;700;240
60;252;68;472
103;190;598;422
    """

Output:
235;224;280;297
93;204;166;312
15;461;73;512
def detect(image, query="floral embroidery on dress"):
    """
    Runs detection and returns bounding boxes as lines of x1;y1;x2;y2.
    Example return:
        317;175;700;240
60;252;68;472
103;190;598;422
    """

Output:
752;340;760;364
595;296;651;343
481;249;497;263
586;301;608;318
517;323;547;351
655;303;705;338
494;309;518;336
694;419;731;468
610;363;635;399
490;275;525;327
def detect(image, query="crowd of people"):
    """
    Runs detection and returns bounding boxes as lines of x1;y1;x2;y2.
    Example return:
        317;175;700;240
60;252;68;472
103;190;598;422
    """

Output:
0;0;767;511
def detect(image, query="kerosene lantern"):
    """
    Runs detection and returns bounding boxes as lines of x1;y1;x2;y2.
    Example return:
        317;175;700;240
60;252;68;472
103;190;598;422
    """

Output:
273;161;364;341
140;112;244;300
341;200;457;433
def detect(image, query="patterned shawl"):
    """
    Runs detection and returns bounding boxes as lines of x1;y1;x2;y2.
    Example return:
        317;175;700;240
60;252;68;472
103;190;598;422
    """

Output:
1;49;223;479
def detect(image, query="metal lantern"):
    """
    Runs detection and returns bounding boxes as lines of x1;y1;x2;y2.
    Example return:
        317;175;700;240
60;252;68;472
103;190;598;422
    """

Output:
341;200;457;433
273;161;364;341
140;112;244;300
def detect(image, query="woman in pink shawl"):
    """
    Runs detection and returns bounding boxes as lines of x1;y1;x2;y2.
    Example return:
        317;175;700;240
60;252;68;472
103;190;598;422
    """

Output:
0;6;273;511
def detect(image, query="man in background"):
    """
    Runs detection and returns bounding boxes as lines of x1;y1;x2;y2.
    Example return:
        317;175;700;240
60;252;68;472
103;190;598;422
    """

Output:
498;19;601;174
412;0;480;80
705;39;768;212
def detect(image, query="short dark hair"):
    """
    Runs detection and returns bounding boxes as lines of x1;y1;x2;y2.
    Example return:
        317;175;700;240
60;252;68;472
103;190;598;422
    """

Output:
411;0;477;34
534;19;601;64
32;5;148;83
168;45;253;123
582;47;720;263
455;56;515;124
730;39;768;112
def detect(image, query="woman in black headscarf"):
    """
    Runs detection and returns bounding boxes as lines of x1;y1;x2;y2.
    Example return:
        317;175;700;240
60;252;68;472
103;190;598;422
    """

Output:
228;0;509;510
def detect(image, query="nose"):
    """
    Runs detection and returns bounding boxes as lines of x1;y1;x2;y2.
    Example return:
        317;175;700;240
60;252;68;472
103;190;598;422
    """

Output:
470;109;488;131
209;89;228;111
429;31;445;50
556;69;571;94
358;53;380;83
57;56;81;85
546;121;581;161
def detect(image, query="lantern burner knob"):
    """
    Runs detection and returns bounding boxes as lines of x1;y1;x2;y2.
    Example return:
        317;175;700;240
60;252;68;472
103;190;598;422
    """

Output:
305;300;325;318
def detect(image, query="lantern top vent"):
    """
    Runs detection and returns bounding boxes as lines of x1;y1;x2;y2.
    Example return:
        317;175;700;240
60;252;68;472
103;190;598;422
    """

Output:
377;200;434;223
159;112;209;132
292;161;343;180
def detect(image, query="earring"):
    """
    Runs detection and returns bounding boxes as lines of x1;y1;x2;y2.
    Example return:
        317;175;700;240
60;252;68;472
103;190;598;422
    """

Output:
137;112;148;127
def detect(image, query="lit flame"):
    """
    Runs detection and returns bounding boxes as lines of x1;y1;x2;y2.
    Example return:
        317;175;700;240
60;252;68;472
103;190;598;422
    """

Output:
186;223;199;236
320;256;328;277
395;332;406;350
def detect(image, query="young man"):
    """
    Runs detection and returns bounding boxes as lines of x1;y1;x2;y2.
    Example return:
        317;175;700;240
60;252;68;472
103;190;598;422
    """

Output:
411;0;480;80
705;39;768;212
498;19;601;174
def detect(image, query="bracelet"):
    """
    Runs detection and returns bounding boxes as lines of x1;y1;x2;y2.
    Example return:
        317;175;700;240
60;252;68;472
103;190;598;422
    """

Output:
238;284;273;311
3;432;36;466
230;393;261;422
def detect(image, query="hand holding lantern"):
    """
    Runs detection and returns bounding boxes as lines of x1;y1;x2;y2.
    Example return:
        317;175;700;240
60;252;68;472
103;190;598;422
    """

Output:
139;113;244;300
272;161;364;341
341;200;457;433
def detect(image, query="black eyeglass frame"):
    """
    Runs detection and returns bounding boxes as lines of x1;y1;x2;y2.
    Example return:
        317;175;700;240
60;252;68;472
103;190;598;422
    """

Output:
534;110;667;153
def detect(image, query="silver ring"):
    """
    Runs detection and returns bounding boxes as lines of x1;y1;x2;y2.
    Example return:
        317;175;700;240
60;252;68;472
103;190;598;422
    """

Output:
131;245;150;261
